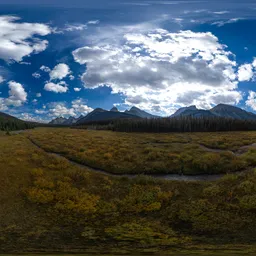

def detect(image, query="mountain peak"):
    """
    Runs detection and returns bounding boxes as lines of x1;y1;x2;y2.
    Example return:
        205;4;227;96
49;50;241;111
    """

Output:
212;104;240;111
126;106;158;119
171;105;198;117
94;108;107;112
110;106;119;112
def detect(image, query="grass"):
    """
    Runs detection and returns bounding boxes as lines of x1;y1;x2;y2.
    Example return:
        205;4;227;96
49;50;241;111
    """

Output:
2;129;256;253
27;128;256;175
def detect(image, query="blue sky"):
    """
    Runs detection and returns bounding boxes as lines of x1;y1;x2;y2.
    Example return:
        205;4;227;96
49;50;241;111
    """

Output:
1;0;256;122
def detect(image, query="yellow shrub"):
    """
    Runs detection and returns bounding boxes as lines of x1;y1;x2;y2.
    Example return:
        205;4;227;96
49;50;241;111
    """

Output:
26;187;54;204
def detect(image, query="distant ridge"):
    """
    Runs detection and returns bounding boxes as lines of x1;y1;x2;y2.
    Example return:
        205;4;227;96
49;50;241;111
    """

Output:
49;103;256;125
171;104;256;120
49;115;84;125
125;106;159;119
76;108;139;124
171;105;198;117
110;106;119;112
210;104;256;120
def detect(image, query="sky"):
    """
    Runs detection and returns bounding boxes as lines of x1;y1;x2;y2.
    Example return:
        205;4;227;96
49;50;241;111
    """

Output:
1;0;256;122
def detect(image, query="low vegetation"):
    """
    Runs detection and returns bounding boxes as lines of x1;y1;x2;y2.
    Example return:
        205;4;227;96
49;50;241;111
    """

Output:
2;129;256;253
28;128;256;175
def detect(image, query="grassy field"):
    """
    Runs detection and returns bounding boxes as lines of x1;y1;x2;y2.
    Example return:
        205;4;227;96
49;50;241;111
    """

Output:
2;128;256;253
27;128;256;175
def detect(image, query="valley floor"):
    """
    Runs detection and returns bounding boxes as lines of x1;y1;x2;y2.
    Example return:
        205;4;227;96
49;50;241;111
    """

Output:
1;128;256;253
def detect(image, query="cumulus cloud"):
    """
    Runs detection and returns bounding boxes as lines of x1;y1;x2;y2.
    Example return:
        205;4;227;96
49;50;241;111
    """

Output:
69;75;75;80
237;64;254;82
19;113;49;123
32;72;41;79
36;93;42;97
0;16;52;62
47;99;93;117
50;63;71;80
0;81;27;110
40;65;51;73
246;91;256;111
44;81;68;93
74;87;81;92
71;99;93;114
6;81;27;106
73;28;242;114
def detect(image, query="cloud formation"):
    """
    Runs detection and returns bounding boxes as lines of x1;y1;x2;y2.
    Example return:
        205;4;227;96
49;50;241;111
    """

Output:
50;63;71;80
44;81;69;93
47;99;93;117
0;81;27;110
0;16;52;62
73;28;242;114
246;91;256;111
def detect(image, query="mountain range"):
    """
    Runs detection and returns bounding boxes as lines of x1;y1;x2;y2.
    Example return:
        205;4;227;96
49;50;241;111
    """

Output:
48;104;256;125
170;104;256;120
49;115;84;125
50;106;158;125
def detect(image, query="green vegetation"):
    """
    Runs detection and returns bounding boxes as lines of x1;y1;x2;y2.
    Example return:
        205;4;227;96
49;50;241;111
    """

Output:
28;128;256;175
0;112;36;131
77;116;256;132
2;129;256;253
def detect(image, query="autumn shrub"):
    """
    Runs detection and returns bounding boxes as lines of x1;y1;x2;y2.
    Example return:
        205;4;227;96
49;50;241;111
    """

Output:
105;221;183;246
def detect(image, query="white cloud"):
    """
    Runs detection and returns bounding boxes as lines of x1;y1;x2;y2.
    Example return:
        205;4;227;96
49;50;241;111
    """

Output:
73;28;242;114
19;113;49;123
47;99;93;117
212;18;242;27
64;23;87;32
87;20;100;25
237;64;254;82
36;93;42;97
213;11;230;15
40;65;51;72
44;81;68;93
0;76;5;84
32;72;41;79
0;16;52;62
6;81;27;106
69;75;75;80
48;103;76;117
74;87;81;92
246;91;256;111
0;81;27;110
72;99;93;114
35;109;47;114
20;61;31;65
50;63;71;80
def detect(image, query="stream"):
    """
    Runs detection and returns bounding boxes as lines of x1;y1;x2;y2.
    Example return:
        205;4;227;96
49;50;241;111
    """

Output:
27;137;248;182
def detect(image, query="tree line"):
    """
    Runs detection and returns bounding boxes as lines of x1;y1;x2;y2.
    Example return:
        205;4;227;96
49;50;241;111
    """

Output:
107;116;256;133
0;119;36;132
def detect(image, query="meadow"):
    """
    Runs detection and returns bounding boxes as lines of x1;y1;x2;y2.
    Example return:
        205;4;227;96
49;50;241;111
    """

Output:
27;128;256;175
2;128;256;253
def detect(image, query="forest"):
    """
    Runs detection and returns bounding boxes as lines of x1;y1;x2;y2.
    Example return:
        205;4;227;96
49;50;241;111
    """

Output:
77;116;256;133
0;114;36;132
